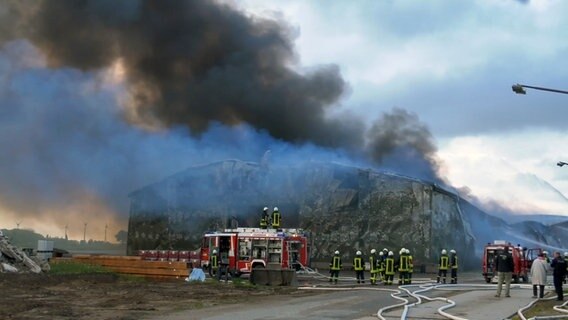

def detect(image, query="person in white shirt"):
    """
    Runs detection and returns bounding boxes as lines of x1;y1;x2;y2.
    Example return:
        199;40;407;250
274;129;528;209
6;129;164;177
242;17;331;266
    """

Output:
530;253;548;299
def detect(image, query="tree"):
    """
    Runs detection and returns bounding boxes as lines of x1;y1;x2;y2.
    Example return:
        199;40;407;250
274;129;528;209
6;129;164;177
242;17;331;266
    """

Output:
115;230;128;245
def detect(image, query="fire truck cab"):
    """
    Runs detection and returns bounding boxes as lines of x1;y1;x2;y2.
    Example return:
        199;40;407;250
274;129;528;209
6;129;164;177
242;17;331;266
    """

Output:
482;240;542;283
200;227;309;277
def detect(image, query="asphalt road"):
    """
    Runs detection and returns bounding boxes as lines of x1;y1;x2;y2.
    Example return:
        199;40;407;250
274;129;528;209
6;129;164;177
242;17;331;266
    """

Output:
150;272;543;320
156;288;396;320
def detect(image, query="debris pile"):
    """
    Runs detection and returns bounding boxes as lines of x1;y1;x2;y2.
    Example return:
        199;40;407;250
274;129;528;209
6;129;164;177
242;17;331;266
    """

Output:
0;232;49;273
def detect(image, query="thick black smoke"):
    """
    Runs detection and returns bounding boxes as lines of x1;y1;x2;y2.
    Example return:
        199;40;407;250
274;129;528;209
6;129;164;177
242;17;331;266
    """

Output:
1;0;364;149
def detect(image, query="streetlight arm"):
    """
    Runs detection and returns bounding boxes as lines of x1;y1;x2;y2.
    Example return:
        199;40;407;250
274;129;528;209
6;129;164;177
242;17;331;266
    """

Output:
513;83;568;95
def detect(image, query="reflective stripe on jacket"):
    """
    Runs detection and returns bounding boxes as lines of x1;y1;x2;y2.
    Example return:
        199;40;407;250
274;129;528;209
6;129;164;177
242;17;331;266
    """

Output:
272;211;281;227
353;257;363;271
451;255;459;269
385;257;395;275
439;255;449;270
399;255;409;272
370;255;378;272
330;256;342;270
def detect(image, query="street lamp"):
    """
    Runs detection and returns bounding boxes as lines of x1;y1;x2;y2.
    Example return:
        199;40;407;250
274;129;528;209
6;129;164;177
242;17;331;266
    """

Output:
512;83;568;95
558;161;567;167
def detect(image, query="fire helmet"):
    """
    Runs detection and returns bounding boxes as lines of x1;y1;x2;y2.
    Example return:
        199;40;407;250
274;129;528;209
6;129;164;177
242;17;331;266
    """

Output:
450;249;456;254
441;249;447;255
273;207;279;211
263;207;268;211
378;251;384;256
383;248;388;251
388;251;394;256
371;249;376;254
334;250;340;255
356;251;362;255
405;249;410;254
212;249;217;254
543;250;548;256
564;252;568;257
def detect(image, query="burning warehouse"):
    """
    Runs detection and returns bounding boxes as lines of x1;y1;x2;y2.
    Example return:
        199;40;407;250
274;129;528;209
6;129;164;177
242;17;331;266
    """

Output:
127;159;478;266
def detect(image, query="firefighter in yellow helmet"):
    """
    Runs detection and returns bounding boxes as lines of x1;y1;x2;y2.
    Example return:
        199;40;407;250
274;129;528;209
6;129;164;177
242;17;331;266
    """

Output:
271;207;281;228
398;248;409;285
437;249;449;284
369;249;379;285
450;249;459;284
353;251;365;284
260;207;269;229
329;250;342;284
384;251;395;285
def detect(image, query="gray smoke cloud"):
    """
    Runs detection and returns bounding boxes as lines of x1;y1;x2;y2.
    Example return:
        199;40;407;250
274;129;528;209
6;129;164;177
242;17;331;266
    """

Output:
0;0;443;237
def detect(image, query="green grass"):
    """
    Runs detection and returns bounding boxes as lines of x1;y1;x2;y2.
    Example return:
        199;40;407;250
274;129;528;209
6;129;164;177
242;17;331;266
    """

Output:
510;298;567;320
49;261;114;275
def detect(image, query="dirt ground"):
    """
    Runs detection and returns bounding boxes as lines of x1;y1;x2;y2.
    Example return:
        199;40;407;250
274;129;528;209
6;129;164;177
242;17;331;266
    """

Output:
0;273;311;320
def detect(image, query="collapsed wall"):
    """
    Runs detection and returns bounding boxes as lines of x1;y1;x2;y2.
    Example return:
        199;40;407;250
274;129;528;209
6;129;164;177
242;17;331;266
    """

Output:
127;160;478;266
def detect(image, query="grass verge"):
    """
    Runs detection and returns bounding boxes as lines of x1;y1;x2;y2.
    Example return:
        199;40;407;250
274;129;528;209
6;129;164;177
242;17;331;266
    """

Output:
49;260;114;275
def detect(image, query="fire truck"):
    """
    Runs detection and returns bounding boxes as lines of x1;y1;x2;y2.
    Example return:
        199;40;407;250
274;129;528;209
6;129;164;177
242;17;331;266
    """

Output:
482;240;542;283
200;227;310;277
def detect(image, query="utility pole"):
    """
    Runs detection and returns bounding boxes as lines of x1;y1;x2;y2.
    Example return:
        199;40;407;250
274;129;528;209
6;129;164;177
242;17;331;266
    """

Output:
16;221;21;229
104;224;108;242
64;225;68;240
83;222;88;242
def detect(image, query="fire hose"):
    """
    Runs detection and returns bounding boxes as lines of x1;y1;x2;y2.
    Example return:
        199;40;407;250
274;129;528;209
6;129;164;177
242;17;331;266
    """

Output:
296;264;566;320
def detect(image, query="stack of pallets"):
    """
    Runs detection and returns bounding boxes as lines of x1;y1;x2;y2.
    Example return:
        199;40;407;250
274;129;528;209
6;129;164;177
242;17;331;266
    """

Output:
53;255;190;278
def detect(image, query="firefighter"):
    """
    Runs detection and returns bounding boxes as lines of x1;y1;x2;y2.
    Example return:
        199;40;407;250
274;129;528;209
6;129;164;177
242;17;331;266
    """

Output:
450;249;459;284
209;249;219;277
260;207;269;229
271;207;281;228
398;248;409;285
437;249;449;284
378;251;385;283
384;251;395;285
354;251;365;284
407;249;413;285
369;249;379;285
329;250;342;284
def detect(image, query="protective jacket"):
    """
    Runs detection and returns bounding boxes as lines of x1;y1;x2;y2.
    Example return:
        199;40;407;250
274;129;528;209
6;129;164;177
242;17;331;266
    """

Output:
330;255;342;271
439;254;449;270
353;256;363;271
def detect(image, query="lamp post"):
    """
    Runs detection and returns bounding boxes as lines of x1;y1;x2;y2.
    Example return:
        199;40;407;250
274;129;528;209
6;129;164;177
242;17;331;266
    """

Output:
512;84;568;95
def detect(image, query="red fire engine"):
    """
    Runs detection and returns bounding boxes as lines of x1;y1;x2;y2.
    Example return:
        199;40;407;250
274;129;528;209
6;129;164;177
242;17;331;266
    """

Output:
482;240;542;283
200;227;310;276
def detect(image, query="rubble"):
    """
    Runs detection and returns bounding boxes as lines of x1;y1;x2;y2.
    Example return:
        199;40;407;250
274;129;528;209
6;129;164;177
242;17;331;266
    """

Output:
0;233;47;273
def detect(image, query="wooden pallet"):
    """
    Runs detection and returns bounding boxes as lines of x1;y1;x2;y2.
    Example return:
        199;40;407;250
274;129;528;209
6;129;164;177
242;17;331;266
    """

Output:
53;256;189;277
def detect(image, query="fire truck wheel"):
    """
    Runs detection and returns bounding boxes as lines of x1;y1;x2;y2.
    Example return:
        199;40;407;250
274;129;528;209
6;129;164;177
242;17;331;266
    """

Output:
485;277;491;283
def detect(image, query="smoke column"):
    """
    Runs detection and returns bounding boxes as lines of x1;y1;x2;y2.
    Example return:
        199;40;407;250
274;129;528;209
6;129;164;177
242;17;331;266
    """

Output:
0;0;441;237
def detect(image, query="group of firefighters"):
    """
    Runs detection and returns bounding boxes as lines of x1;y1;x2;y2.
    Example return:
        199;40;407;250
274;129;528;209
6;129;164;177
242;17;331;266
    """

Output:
329;248;459;285
260;206;281;229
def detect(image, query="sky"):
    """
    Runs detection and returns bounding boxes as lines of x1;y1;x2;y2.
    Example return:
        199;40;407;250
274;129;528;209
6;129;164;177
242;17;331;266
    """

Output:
1;0;567;240
237;0;568;216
